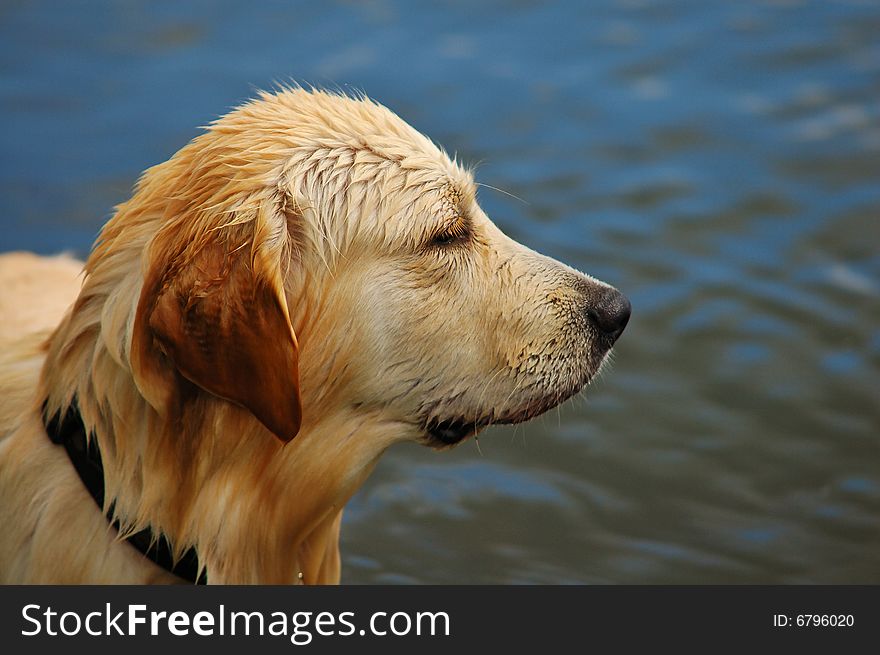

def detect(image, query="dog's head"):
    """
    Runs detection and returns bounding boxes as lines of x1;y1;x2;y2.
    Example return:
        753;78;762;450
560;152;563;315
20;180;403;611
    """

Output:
129;89;629;448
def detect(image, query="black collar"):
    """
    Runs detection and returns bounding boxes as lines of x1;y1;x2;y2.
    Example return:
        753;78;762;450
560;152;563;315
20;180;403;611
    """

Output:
43;399;206;584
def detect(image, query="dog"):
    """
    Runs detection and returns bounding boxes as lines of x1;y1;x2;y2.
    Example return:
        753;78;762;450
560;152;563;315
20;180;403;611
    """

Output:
0;88;630;583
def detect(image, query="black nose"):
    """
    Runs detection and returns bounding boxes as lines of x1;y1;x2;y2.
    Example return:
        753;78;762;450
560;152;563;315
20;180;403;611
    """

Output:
586;287;631;344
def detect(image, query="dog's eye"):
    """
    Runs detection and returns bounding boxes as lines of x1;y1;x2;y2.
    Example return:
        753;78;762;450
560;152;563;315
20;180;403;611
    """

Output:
431;231;459;246
429;218;470;248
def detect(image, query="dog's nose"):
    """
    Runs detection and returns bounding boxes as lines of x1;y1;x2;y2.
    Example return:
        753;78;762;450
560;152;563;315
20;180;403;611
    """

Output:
586;287;631;344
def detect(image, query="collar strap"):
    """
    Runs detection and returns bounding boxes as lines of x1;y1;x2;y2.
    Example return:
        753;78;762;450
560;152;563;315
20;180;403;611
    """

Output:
43;399;206;584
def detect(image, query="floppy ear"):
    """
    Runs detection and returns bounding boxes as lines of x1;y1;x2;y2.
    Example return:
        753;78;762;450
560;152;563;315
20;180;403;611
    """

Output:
132;204;302;443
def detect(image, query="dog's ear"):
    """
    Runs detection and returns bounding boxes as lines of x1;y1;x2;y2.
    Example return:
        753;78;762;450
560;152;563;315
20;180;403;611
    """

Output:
132;198;302;443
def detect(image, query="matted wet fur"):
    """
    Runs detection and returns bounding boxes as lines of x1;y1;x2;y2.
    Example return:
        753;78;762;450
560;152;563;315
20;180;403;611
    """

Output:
0;88;629;583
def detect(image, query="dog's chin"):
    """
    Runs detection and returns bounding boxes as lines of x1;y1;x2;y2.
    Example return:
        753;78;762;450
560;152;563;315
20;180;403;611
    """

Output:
420;350;613;450
421;399;559;449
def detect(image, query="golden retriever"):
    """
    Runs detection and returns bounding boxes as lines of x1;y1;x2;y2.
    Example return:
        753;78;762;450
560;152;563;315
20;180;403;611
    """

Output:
0;88;630;584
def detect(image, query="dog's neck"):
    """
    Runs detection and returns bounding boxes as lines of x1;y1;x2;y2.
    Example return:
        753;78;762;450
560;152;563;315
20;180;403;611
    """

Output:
38;236;395;584
42;357;390;583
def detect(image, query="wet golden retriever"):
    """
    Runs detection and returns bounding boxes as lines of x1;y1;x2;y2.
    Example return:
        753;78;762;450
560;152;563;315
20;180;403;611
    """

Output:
0;89;629;584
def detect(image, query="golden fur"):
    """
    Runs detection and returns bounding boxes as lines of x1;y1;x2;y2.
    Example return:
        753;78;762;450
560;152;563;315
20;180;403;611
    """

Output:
0;88;626;583
0;252;83;342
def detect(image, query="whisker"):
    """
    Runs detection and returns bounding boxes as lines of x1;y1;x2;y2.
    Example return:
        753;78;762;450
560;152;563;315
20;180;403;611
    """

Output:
474;367;507;430
474;433;483;457
475;182;529;205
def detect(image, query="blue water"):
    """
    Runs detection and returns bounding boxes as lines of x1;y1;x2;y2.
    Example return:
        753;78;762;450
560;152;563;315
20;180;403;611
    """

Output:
1;0;878;583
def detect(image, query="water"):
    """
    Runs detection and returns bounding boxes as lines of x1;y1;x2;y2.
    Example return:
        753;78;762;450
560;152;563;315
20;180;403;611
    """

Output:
1;0;877;583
